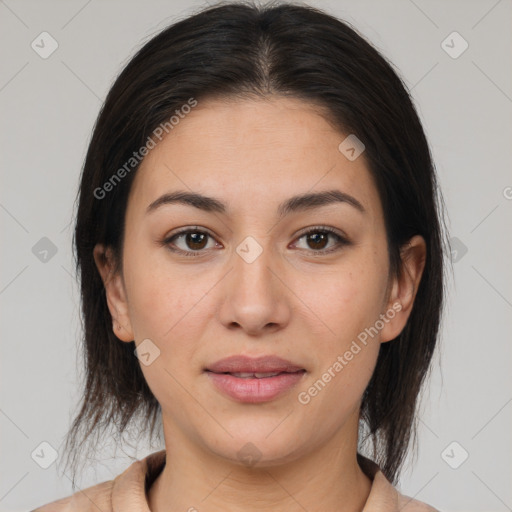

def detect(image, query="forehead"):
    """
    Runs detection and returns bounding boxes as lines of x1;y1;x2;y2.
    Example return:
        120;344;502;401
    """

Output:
126;96;382;221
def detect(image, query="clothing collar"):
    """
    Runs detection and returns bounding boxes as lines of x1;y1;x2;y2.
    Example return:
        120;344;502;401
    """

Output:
111;450;401;511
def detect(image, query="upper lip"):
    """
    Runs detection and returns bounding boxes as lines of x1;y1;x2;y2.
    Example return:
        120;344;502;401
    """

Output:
205;355;305;373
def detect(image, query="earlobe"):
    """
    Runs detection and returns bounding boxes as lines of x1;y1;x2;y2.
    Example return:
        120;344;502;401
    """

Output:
93;244;134;342
380;235;427;343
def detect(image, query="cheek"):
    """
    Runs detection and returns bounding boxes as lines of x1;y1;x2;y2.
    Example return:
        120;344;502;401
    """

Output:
123;246;204;342
303;260;387;342
296;267;383;424
297;251;387;392
124;252;213;407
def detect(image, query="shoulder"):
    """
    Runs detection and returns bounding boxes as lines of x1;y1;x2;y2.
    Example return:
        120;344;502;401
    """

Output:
397;492;440;511
357;453;440;512
30;450;166;512
31;479;114;512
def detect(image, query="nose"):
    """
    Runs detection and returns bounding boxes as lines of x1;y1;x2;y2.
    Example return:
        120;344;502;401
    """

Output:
217;237;291;336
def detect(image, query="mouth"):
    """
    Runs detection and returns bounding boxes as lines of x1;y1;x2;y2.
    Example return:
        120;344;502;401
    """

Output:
216;371;302;378
205;354;305;374
204;355;306;403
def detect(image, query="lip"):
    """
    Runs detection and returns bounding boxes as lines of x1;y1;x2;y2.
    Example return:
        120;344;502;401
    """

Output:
205;355;306;403
205;355;304;374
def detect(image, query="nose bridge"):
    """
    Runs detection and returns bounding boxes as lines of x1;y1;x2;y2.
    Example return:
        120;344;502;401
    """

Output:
232;234;275;297
218;233;290;333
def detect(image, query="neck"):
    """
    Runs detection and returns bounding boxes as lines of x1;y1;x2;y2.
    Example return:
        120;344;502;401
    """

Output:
148;419;372;512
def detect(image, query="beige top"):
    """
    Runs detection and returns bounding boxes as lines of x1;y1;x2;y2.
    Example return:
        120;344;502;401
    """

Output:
32;450;439;511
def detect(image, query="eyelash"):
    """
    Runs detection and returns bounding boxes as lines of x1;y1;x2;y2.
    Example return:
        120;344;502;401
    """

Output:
162;226;350;258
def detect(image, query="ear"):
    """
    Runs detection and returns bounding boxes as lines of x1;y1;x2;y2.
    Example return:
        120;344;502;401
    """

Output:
380;235;426;343
93;243;134;343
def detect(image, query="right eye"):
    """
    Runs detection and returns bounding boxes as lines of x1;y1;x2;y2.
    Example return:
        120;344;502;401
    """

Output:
163;228;221;257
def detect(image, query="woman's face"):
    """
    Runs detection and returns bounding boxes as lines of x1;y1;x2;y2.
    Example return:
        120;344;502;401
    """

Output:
95;96;424;466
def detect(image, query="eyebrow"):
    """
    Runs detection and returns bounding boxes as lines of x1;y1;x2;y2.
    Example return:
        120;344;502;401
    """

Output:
146;189;366;218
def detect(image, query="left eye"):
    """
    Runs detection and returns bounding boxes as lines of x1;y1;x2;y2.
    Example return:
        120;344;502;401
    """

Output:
294;229;346;253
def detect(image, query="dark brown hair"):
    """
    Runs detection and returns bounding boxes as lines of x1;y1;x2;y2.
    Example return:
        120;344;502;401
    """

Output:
62;0;448;488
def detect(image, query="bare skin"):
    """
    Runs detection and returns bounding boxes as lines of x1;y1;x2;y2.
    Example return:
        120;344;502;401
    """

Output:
94;96;426;512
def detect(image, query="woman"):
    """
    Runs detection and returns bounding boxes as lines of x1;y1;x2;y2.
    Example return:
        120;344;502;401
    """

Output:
33;1;447;511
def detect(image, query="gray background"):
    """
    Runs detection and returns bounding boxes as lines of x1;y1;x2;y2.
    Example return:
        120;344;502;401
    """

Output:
1;0;511;511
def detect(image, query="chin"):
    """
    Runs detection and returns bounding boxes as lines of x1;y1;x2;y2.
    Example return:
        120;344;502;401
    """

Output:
199;420;310;468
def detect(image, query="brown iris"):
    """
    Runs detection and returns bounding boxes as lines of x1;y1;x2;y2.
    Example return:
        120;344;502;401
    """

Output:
306;232;329;250
185;232;208;250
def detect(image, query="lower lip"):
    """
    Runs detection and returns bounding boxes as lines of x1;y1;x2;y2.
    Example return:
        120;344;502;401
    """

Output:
206;371;306;403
